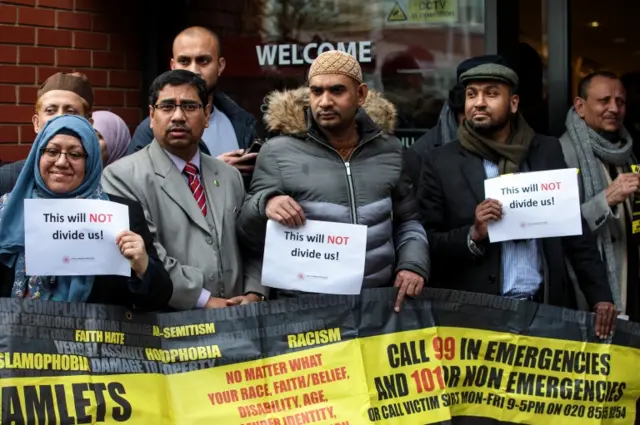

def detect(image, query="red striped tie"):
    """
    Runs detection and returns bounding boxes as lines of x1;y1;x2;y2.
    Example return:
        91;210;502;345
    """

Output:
184;162;207;216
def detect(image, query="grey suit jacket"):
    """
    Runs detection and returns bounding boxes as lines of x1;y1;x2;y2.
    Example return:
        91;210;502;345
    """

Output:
101;140;264;310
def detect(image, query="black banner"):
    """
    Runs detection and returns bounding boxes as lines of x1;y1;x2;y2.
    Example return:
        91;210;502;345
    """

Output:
0;288;638;424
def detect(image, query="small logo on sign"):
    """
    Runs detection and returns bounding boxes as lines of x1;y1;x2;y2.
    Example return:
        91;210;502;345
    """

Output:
62;256;71;264
520;222;527;228
297;272;305;280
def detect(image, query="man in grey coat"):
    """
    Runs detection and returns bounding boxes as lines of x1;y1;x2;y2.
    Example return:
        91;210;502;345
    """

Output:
560;70;640;321
103;70;265;311
238;51;430;311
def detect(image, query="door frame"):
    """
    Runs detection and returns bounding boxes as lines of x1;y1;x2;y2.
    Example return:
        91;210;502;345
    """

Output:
485;0;571;136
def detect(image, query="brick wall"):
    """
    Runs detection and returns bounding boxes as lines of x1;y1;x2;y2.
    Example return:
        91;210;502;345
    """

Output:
0;0;144;162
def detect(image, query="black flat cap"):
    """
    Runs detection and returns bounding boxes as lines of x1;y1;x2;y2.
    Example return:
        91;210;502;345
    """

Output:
459;63;519;88
456;54;512;80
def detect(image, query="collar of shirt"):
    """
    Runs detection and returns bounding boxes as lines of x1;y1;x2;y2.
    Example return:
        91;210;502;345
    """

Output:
163;148;201;174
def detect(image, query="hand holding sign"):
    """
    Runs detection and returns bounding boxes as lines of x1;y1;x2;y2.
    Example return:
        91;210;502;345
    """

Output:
605;172;640;207
266;195;306;228
116;231;148;277
471;199;503;242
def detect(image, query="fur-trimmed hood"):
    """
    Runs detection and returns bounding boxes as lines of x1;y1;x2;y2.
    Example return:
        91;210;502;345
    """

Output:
263;87;397;135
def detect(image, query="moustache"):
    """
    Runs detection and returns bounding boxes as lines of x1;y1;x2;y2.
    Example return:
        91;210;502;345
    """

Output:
166;124;191;133
317;109;340;115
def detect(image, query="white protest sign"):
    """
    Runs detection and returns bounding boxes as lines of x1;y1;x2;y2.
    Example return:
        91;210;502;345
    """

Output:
24;199;130;276
484;168;582;242
262;219;368;295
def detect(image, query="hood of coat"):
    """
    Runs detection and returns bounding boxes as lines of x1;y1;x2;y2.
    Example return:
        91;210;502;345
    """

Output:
263;87;397;136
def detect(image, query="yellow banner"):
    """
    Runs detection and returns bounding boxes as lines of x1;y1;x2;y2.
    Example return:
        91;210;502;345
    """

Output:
2;327;637;424
0;290;639;424
362;328;636;424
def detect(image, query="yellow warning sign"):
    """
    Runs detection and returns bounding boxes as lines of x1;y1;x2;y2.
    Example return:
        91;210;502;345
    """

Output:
387;2;408;21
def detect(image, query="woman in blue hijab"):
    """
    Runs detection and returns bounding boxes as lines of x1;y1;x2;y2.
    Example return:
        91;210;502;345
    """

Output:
0;115;172;311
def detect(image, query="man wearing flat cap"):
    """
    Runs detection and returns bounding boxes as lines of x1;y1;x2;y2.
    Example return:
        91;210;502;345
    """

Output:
238;50;430;311
418;55;616;337
0;72;95;195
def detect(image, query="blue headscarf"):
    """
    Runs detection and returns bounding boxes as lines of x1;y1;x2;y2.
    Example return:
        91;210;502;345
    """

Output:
0;114;108;302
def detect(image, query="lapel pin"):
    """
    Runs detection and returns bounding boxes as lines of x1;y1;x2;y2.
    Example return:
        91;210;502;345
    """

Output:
213;179;220;187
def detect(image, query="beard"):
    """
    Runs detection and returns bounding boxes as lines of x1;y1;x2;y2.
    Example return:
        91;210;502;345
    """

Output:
468;113;511;136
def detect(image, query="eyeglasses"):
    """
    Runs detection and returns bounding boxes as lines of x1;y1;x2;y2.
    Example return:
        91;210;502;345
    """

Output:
153;103;204;114
41;147;88;163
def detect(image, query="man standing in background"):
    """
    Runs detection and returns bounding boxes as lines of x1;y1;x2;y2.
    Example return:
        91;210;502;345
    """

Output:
404;83;465;187
560;71;640;321
128;26;260;182
0;72;94;195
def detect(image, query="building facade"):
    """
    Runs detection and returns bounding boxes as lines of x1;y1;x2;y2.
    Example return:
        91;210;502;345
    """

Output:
0;0;638;162
0;0;147;161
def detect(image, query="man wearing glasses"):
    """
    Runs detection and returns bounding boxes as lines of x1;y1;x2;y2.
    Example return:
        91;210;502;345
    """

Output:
102;70;265;311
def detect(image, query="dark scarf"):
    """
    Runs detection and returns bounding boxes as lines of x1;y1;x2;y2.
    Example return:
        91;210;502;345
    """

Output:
458;114;536;174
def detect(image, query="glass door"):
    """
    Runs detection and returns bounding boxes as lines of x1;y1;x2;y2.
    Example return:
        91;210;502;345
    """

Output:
570;0;640;154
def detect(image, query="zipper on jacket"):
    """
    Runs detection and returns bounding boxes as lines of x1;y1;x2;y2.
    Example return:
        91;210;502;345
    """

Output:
308;131;382;225
344;161;358;223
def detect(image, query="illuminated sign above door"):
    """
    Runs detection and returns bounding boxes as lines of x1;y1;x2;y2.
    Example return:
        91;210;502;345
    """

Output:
256;41;373;66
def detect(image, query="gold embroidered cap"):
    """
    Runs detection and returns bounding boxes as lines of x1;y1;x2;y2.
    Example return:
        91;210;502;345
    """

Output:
308;50;363;84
